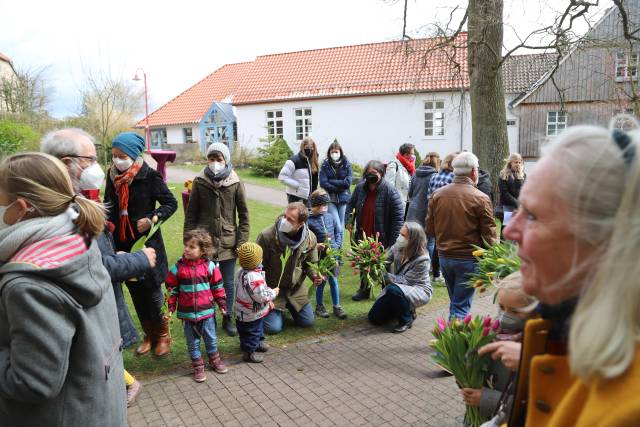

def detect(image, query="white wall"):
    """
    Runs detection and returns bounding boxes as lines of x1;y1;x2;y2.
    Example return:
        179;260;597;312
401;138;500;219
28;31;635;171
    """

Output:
162;125;198;145
235;92;476;166
235;92;522;167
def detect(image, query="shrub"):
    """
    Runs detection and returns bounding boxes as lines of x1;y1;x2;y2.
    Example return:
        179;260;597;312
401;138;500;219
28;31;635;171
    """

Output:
252;137;293;177
351;162;363;182
414;148;422;168
0;120;39;158
231;140;256;169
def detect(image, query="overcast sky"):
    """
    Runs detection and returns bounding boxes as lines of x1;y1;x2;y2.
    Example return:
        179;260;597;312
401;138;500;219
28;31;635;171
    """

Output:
1;0;612;118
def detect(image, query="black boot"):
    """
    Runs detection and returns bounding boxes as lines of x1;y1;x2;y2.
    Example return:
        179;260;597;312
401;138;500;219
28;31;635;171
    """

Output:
351;287;371;301
222;314;238;337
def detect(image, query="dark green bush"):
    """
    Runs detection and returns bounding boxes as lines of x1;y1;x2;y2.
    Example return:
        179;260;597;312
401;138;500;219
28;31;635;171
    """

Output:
252;137;293;177
414;148;422;168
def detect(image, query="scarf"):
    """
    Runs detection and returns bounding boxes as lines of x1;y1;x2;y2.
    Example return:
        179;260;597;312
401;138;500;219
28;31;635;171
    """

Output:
110;157;144;242
396;152;416;176
277;218;308;251
0;206;82;264
204;162;233;184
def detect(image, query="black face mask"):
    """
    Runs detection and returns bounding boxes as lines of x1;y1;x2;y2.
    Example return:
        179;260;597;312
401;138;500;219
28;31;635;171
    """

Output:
304;148;312;157
365;173;379;184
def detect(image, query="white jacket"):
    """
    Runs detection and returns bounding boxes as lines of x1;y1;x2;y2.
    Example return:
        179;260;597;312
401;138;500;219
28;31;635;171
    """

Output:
385;159;411;205
279;153;312;199
234;268;277;322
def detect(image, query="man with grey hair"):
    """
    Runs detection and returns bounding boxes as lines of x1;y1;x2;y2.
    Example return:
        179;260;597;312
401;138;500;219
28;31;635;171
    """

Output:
426;152;496;320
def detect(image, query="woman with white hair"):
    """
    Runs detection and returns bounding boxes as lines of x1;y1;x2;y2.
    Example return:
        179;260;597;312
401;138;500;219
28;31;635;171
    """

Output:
484;121;640;426
368;222;433;333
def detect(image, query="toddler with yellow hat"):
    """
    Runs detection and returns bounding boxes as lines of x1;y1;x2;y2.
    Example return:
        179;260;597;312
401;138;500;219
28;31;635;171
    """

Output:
234;242;279;363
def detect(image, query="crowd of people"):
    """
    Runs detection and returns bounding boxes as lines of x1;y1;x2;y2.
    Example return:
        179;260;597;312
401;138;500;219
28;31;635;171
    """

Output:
0;124;637;426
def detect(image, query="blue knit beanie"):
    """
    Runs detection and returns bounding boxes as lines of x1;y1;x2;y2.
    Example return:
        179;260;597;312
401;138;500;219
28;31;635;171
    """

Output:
112;132;146;160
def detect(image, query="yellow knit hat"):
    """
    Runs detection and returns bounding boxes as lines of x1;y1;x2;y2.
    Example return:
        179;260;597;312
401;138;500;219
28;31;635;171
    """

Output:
236;242;263;270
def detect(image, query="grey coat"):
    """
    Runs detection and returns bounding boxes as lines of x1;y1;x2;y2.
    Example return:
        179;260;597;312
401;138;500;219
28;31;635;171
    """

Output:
0;240;126;427
380;246;433;308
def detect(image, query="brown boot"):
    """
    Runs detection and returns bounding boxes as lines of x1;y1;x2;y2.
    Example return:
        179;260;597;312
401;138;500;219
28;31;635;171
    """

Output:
135;320;154;356
208;352;228;374
153;317;172;357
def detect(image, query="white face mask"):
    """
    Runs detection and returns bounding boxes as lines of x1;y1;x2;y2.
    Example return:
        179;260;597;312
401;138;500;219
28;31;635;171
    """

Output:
395;235;408;249
279;218;295;234
113;157;133;172
330;152;341;162
79;162;105;190
209;161;225;174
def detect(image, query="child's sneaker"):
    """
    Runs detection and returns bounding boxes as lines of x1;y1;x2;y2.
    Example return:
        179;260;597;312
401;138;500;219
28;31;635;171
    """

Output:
243;352;264;363
192;358;206;383
208;352;228;374
315;304;330;318
256;340;270;352
333;305;347;319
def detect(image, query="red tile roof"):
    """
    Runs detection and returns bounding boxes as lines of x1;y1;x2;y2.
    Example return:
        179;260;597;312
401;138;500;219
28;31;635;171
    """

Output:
139;62;252;127
142;33;490;126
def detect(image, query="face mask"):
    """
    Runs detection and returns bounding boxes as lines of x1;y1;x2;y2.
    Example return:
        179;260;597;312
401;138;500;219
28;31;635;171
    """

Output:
497;310;526;333
209;161;225;174
330;152;341;162
279;218;295;234
79;162;105;190
409;155;416;163
365;173;379;184
395;235;408;249
113;157;133;172
304;148;312;157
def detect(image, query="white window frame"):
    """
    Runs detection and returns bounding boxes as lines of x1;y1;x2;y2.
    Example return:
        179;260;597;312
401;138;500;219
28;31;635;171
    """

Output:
183;127;193;143
424;100;446;138
615;51;639;81
266;110;284;139
294;108;312;141
546;111;567;136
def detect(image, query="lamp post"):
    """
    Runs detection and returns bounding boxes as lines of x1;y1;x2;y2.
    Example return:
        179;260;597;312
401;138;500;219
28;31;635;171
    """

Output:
133;68;151;153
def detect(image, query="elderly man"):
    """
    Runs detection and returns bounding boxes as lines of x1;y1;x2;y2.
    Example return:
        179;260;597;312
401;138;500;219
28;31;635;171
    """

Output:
257;202;323;334
426;152;496;320
41;128;154;406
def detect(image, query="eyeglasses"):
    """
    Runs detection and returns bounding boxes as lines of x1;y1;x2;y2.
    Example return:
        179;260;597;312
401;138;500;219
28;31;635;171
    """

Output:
66;155;98;163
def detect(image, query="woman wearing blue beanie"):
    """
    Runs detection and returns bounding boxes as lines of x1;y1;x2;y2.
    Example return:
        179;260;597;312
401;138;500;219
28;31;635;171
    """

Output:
104;132;178;357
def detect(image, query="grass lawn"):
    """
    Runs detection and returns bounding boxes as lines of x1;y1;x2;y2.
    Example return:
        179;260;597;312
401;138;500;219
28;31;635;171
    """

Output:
179;164;283;190
123;182;448;378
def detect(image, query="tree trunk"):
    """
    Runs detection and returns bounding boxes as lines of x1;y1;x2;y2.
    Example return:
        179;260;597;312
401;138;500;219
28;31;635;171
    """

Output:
467;0;509;205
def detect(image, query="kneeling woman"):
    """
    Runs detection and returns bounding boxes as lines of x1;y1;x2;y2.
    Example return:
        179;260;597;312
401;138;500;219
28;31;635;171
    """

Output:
368;222;433;333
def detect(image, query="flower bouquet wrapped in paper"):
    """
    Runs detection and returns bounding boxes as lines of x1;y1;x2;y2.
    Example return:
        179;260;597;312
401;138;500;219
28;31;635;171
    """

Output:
431;315;500;427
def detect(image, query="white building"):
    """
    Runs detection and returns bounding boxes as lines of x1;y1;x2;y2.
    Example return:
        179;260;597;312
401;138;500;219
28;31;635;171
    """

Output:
0;52;18;113
140;34;553;166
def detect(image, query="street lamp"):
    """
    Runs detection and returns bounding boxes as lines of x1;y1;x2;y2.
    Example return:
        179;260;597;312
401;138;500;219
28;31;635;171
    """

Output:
133;68;151;153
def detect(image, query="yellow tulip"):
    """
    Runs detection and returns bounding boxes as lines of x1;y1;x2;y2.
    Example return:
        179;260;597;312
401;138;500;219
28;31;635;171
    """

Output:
473;279;484;288
472;249;485;257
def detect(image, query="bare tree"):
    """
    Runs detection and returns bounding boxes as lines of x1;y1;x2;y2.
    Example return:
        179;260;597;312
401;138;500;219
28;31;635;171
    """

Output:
0;65;51;115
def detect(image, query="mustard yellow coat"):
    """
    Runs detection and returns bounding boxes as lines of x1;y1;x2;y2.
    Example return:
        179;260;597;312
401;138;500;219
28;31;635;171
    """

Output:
509;319;640;427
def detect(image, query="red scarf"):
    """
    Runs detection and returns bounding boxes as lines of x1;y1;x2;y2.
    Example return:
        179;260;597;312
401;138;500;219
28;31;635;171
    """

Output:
112;159;143;242
396;152;416;176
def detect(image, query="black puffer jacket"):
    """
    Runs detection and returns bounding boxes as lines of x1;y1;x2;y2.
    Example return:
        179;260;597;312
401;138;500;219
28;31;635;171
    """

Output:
477;169;494;202
104;162;178;285
499;174;525;209
406;165;438;227
345;179;404;249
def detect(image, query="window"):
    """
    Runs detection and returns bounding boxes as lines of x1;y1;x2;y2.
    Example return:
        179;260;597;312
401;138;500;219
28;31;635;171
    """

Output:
616;52;638;81
183;127;193;143
151;128;167;145
266;110;283;139
547;111;567;136
506;119;517;127
424;101;445;137
295;108;312;140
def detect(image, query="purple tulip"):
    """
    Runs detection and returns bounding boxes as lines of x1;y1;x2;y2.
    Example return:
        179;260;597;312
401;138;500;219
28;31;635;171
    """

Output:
491;319;500;331
482;316;492;327
482;326;490;336
463;314;472;325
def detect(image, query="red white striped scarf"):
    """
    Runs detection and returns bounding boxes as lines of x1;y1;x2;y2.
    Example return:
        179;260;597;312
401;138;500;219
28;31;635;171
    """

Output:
10;234;87;269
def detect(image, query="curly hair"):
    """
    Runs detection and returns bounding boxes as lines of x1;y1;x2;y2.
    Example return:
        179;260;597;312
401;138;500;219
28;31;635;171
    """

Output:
183;228;213;259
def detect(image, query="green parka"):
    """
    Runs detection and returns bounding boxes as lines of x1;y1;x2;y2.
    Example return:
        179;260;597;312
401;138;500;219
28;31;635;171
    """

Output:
184;169;250;261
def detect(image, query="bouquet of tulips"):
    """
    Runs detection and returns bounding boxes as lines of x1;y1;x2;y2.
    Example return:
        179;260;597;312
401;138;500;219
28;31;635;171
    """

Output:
307;240;342;297
467;240;521;293
347;233;387;292
431;315;500;427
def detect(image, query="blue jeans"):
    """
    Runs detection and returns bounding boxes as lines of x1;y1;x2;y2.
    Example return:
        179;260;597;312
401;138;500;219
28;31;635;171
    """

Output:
315;274;340;306
327;202;347;248
263;303;315;334
218;258;236;315
439;256;478;320
368;284;413;326
183;316;218;361
236;318;265;353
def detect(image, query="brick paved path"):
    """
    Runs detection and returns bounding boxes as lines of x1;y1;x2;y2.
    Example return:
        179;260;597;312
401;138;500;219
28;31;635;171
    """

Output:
128;294;495;426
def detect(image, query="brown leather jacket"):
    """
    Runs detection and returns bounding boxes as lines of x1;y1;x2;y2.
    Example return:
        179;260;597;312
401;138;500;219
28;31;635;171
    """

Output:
425;176;496;259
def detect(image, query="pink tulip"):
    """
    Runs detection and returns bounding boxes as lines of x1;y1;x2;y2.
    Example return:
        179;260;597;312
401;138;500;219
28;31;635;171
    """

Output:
482;326;490;336
463;314;472;325
482;316;492;327
437;318;446;332
491;319;500;331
